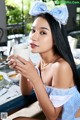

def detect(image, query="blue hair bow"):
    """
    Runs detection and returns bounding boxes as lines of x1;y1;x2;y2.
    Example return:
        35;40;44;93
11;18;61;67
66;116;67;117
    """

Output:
29;1;69;25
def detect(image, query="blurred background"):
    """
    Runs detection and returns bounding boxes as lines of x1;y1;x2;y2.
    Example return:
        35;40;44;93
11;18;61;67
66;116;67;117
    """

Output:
0;0;80;47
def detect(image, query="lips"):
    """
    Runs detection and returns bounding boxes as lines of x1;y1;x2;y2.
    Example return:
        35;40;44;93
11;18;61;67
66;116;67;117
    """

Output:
30;43;39;48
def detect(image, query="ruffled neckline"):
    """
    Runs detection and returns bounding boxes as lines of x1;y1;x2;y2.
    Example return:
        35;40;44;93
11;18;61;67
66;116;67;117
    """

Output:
45;85;76;91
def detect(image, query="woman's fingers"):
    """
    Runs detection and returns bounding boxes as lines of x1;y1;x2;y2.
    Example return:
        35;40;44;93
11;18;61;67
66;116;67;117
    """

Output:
8;54;33;67
16;55;29;65
8;54;36;80
8;54;16;60
8;56;18;69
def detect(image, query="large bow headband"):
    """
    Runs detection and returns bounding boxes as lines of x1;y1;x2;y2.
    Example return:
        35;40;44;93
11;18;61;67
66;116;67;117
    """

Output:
29;1;69;26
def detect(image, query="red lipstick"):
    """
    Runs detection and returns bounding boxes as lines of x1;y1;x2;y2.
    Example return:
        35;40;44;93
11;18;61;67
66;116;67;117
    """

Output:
30;43;39;48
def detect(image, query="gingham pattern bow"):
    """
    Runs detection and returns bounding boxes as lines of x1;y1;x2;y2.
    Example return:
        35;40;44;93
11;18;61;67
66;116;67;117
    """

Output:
29;1;69;25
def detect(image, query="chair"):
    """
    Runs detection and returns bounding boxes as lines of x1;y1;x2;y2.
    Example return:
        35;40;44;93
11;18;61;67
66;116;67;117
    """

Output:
0;27;4;42
68;35;78;50
77;64;80;80
0;27;6;58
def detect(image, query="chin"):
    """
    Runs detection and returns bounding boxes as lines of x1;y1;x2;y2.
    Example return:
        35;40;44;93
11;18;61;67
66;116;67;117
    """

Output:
31;50;38;53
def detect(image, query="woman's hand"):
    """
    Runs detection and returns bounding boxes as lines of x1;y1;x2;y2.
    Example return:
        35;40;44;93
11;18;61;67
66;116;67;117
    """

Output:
8;55;39;83
8;55;18;70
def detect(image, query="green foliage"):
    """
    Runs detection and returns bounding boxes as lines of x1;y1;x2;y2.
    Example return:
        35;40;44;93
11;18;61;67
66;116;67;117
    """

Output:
26;23;32;34
5;0;32;24
6;6;22;24
5;0;32;34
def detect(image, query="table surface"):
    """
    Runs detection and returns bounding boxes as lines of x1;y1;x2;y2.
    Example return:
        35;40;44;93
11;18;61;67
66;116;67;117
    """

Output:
0;65;37;115
0;91;37;114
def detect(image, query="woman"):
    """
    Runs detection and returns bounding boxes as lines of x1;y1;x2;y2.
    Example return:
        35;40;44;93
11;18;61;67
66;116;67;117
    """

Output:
8;1;80;120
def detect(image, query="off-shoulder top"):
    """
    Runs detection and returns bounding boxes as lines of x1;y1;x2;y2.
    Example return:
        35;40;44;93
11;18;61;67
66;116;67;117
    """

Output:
45;85;80;120
35;66;80;120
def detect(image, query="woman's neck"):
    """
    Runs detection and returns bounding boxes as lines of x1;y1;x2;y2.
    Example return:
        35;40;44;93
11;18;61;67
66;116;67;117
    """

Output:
40;53;60;70
40;51;56;64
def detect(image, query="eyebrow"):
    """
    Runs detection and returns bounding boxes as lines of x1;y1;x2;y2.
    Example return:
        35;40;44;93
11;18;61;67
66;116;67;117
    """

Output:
41;27;49;31
32;26;49;31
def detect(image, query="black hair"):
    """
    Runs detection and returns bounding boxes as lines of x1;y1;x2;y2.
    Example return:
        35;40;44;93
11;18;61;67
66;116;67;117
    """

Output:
36;13;80;92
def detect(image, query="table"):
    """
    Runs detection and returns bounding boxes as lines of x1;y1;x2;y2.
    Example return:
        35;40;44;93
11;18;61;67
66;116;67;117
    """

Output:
0;91;37;114
0;65;37;117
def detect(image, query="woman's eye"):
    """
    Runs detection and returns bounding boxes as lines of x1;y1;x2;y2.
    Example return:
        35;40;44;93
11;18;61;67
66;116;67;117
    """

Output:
40;31;46;35
31;29;35;33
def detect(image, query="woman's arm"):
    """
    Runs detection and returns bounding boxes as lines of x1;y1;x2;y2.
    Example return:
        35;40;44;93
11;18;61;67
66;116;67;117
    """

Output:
20;75;33;95
32;75;62;120
8;55;33;95
14;55;62;120
31;61;73;120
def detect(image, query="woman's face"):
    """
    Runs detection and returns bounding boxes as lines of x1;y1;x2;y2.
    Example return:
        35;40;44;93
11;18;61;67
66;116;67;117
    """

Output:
29;17;54;54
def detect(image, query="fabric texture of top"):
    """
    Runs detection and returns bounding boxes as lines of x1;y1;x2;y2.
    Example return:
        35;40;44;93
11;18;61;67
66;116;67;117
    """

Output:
45;85;80;120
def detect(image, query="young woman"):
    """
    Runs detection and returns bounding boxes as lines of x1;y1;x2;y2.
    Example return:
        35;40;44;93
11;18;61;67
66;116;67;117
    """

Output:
8;1;80;120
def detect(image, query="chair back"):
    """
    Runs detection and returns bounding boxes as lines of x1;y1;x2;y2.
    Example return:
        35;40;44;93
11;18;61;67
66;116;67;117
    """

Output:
0;27;4;42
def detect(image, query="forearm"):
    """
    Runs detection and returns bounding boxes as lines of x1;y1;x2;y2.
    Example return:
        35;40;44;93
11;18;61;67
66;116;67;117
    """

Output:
32;76;58;120
20;75;33;95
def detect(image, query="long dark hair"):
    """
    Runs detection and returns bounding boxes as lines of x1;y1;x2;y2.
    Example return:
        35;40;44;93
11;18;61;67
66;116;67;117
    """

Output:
36;13;80;92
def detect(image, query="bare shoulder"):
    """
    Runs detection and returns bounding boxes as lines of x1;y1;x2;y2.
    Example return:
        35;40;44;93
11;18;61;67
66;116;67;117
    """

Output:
52;58;74;88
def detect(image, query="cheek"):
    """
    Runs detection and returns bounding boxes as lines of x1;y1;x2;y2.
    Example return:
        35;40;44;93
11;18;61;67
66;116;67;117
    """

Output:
41;38;53;50
46;42;53;49
46;36;53;48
